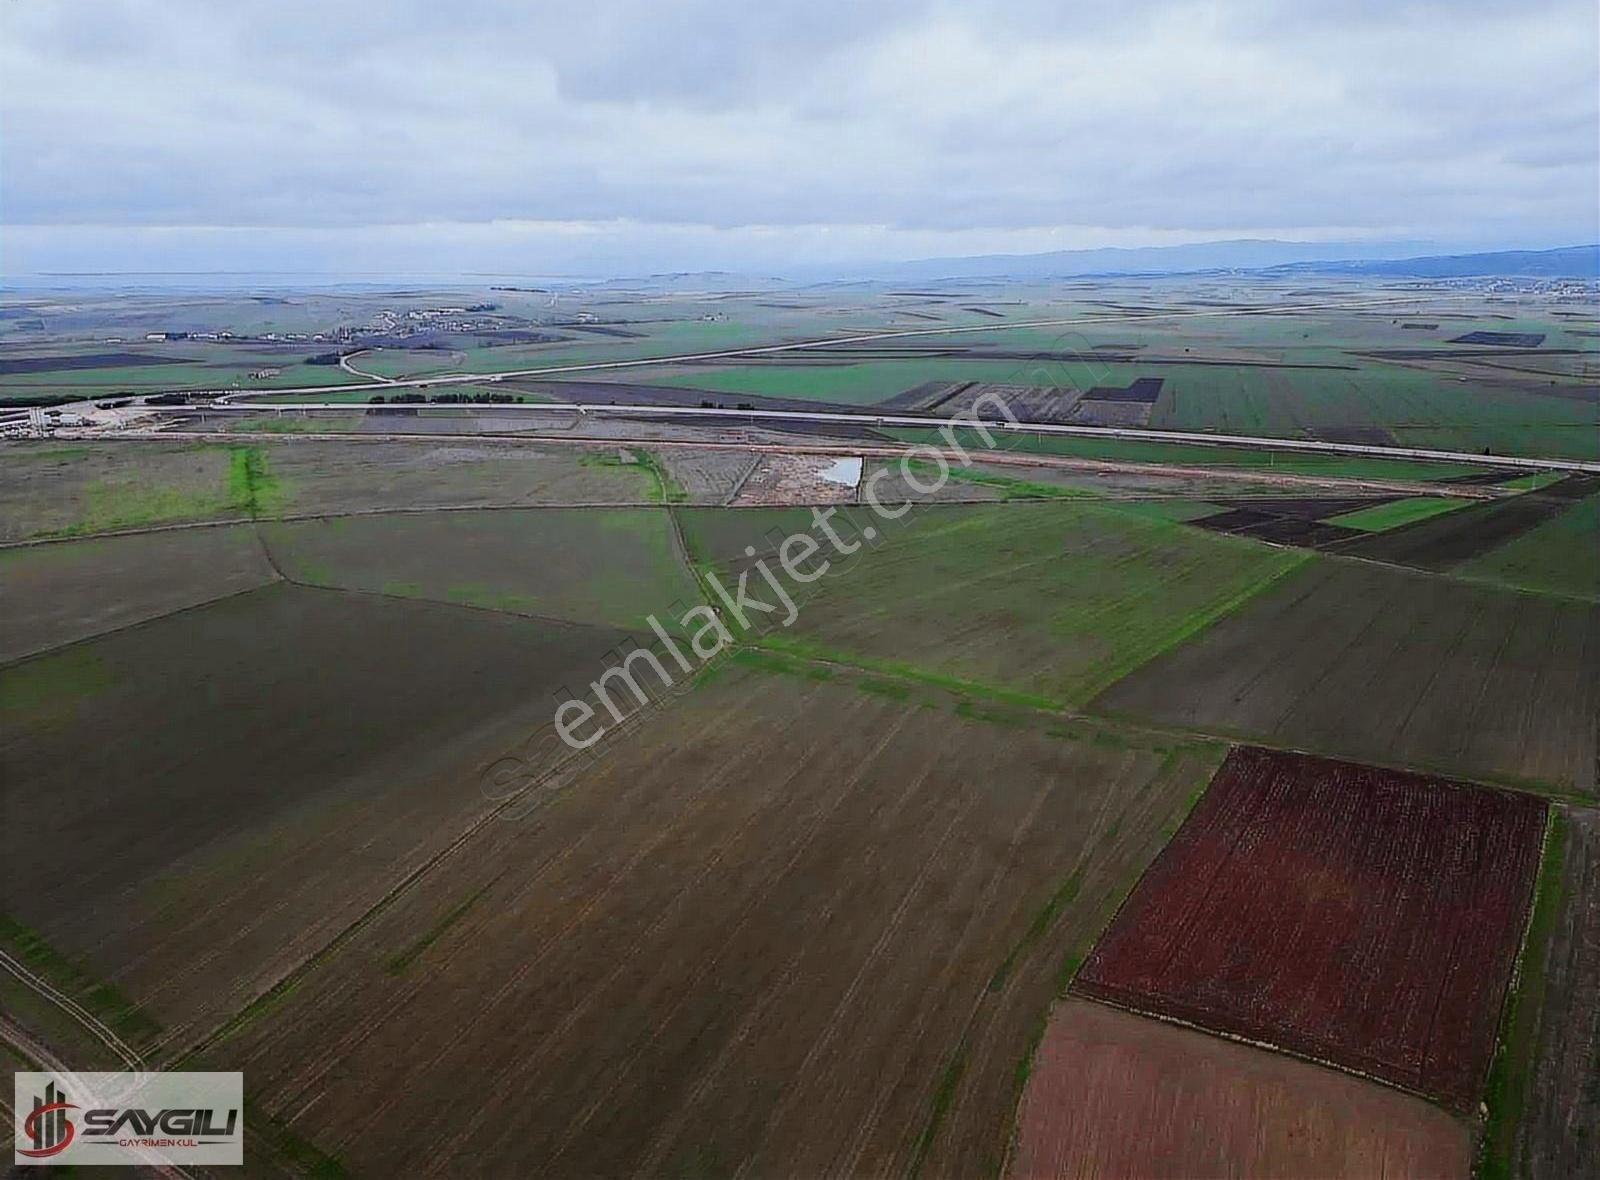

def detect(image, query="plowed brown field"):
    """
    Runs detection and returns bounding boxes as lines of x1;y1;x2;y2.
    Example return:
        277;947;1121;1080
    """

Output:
208;667;1220;1178
1011;1000;1471;1180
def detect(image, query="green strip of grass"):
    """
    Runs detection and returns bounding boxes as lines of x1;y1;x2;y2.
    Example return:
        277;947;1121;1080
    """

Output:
1497;471;1565;492
0;911;162;1049
987;870;1085;994
1326;496;1469;532
753;634;1067;711
1099;499;1227;523
0;648;118;718
890;426;1491;482
634;448;688;503
384;880;497;976
1479;809;1569;1180
227;443;287;516
905;459;1088;501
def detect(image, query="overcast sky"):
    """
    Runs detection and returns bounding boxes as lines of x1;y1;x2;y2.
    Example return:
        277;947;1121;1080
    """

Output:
2;0;1596;276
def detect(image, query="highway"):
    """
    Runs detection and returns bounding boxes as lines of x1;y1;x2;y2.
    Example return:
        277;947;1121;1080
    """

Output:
23;291;1600;473
182;399;1600;474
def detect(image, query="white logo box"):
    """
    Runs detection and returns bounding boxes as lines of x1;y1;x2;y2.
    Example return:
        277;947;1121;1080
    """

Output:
14;1071;243;1167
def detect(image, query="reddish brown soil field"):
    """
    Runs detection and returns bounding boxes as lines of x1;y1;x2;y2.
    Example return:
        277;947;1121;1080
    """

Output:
1074;746;1547;1110
1011;1000;1471;1180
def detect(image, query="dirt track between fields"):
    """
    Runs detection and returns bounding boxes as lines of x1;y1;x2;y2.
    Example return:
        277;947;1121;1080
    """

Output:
55;427;1514;503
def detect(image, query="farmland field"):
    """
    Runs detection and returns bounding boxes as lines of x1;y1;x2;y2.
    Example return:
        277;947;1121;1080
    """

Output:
0;581;636;1041
758;500;1306;706
885;425;1497;483
1332;474;1600;569
1459;492;1600;601
1504;806;1600;1180
1074;747;1547;1110
1325;495;1468;532
3;278;1596;1177
0;440;255;539
1011;999;1470;1180
1093;557;1600;794
261;507;700;629
249;438;664;512
0;525;277;660
204;666;1221;1178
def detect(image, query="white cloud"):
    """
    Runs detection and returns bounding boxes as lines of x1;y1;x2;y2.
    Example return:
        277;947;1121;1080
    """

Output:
1;0;1594;272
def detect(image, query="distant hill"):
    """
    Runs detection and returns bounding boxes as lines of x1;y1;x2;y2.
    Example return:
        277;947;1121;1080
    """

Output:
845;240;1598;282
1267;245;1599;279
858;239;1435;281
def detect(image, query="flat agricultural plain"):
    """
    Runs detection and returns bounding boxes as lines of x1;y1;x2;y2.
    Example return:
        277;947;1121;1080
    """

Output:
261;506;701;629
0;524;277;660
207;666;1221;1179
762;500;1305;707
1073;746;1546;1111
1;581;636;1042
1010;999;1471;1180
1093;557;1600;795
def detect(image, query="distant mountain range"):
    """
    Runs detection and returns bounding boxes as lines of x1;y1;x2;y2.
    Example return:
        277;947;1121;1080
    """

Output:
1264;245;1599;279
850;240;1599;282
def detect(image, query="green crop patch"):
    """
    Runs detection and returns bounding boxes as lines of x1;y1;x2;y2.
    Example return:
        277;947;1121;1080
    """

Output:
1327;496;1469;532
1;647;120;720
771;501;1305;706
262;507;701;630
1459;494;1600;601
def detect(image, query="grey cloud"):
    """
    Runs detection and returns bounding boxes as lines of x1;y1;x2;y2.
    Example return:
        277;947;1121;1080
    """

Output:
0;0;1594;269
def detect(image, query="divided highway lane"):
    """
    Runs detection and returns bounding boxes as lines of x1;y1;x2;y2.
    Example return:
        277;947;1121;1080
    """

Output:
187;400;1600;474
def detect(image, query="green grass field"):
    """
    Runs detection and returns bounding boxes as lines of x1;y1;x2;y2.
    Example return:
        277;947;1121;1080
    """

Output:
261;507;700;629
885;427;1491;482
1458;495;1600;601
756;500;1306;706
1478;810;1567;1180
653;358;1170;406
1328;496;1470;532
0;441;275;539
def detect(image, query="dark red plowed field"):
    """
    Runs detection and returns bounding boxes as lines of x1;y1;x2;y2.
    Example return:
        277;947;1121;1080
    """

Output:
1074;746;1547;1110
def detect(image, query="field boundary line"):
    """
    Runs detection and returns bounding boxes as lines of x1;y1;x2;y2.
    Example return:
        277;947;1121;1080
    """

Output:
732;643;1223;757
748;642;1588;804
1478;806;1566;1179
0;951;144;1073
0;499;675;551
0;579;283;672
268;576;648;637
1081;704;1594;805
42;427;1529;498
722;452;762;504
1071;992;1465;1118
